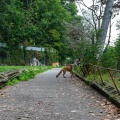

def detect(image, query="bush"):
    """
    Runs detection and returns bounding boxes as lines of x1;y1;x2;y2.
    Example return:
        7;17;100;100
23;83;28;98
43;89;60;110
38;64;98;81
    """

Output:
2;66;52;87
6;78;19;86
18;70;36;81
100;46;117;68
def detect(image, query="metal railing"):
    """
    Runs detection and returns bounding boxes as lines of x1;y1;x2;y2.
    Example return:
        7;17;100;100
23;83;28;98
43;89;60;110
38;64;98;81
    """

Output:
74;63;120;95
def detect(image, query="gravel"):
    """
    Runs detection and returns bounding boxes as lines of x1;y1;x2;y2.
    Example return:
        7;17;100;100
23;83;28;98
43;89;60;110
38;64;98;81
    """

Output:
0;68;118;120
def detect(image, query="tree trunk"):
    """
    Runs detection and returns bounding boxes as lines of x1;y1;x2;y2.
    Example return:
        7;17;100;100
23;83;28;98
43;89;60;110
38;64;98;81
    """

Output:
100;0;114;51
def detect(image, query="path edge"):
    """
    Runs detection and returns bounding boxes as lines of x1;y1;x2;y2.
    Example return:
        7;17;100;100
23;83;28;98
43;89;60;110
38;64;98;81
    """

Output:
74;72;120;108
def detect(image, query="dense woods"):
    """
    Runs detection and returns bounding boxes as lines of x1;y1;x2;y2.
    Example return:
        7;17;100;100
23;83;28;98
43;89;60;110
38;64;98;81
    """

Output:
0;0;120;69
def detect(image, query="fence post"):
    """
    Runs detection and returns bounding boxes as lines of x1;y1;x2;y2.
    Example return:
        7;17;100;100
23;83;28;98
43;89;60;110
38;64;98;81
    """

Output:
80;66;86;77
107;69;120;95
97;67;104;85
90;64;96;82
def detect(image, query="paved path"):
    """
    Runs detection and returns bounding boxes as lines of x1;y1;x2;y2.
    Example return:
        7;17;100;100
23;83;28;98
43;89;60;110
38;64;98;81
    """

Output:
0;68;117;120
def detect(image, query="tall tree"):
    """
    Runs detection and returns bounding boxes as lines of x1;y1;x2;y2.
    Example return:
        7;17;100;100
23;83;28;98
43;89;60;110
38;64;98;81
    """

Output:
0;0;81;65
75;0;120;51
100;0;114;50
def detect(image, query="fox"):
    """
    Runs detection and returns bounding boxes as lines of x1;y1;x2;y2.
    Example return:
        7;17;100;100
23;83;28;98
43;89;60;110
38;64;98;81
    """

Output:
56;64;74;78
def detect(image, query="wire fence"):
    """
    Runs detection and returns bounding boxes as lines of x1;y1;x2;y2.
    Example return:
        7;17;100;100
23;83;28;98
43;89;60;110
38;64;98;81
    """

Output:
0;45;59;66
74;63;120;96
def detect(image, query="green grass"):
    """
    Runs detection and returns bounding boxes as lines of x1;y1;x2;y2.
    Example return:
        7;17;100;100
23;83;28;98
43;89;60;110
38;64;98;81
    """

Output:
0;66;53;87
74;67;120;89
85;73;120;87
0;66;52;72
6;78;19;86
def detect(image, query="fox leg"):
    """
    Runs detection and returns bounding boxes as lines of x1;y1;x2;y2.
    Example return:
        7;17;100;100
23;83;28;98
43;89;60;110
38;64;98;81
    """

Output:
70;71;74;78
70;72;73;77
63;71;66;78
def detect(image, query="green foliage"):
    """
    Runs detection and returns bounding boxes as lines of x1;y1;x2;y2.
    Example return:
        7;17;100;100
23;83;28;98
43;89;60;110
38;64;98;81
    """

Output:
30;0;72;49
0;0;79;65
0;66;52;87
100;46;117;68
18;70;35;81
82;45;99;64
115;39;120;56
6;78;19;86
64;1;78;16
45;47;59;65
49;29;60;40
74;65;120;90
0;0;25;45
115;39;120;69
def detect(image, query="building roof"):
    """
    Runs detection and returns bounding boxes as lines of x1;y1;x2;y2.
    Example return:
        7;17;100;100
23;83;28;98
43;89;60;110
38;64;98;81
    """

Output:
0;43;45;51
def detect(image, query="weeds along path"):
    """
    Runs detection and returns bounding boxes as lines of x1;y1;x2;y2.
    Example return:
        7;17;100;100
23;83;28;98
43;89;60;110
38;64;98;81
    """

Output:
0;68;118;120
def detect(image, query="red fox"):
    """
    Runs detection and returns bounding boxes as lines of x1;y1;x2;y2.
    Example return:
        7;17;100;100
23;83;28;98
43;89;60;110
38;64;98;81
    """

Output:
56;64;74;78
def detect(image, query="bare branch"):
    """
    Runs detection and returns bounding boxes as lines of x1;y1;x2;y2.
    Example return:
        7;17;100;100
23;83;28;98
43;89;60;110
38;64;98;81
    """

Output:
77;3;95;28
80;0;99;19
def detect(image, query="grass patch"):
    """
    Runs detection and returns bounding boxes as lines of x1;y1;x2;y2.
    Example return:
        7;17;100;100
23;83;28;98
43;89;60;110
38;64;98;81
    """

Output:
0;66;53;87
6;78;19;86
74;67;120;89
0;66;53;73
18;70;35;81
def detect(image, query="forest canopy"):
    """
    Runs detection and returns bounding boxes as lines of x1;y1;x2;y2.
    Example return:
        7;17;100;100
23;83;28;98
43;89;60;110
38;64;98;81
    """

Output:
0;0;120;69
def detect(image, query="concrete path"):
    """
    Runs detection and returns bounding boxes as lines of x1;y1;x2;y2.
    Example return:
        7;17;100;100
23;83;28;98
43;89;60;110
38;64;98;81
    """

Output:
0;68;117;120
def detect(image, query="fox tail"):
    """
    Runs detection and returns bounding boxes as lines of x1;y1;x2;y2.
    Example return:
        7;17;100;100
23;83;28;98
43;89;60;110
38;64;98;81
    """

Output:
56;70;62;78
